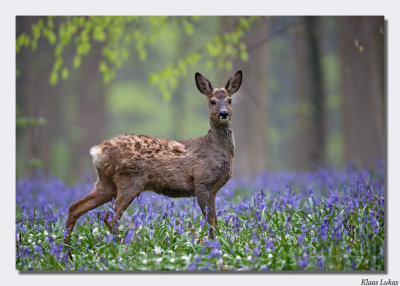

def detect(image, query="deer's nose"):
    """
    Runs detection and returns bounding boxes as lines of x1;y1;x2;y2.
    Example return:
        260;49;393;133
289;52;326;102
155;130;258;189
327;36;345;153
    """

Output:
218;111;230;119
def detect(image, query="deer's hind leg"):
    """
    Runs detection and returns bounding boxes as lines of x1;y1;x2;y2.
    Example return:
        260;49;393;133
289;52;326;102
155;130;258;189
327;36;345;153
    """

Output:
103;174;144;235
65;169;116;240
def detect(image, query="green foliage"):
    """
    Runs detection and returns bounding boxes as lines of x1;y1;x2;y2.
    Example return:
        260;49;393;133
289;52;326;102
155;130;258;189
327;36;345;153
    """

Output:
150;16;260;100
149;53;201;101
16;105;47;129
27;158;43;168
16;33;30;53
16;116;47;128
16;16;259;98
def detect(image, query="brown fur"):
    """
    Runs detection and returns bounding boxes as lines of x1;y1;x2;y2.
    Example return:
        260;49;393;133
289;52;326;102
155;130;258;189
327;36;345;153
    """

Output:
65;71;243;242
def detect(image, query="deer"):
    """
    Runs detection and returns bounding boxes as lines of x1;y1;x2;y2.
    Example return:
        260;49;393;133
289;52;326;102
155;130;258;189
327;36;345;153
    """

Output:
65;70;243;247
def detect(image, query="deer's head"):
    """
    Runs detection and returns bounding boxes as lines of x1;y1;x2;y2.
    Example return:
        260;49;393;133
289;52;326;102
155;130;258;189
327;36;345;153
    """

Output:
195;70;242;125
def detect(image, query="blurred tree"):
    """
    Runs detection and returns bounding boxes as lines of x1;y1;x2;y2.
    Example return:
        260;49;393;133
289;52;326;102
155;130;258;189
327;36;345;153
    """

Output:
337;16;385;167
17;16;66;178
293;16;326;170
73;43;107;177
169;26;190;139
228;17;270;176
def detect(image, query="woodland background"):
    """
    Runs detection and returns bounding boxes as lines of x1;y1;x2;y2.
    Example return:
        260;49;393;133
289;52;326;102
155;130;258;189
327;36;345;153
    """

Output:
15;16;385;181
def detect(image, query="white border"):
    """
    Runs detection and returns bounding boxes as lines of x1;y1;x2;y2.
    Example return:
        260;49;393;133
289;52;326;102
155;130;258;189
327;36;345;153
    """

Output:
2;1;399;286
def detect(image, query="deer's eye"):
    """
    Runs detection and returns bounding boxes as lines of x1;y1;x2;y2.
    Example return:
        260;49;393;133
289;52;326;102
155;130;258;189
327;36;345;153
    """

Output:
210;100;216;106
227;99;232;104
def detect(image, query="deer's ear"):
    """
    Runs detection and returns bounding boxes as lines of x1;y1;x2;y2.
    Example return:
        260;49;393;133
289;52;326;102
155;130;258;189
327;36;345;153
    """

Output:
225;70;242;95
195;72;213;96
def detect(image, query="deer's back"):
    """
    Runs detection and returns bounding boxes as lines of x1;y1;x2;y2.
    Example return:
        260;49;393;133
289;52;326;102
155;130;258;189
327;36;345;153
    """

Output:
92;133;232;197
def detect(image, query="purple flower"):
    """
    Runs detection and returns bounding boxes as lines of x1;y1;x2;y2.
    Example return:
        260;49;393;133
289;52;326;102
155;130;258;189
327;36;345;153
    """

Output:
49;243;64;261
297;232;305;246
320;219;329;242
15;162;385;271
195;255;202;264
204;240;221;249
207;249;222;259
124;230;134;244
316;256;324;270
253;246;260;257
298;254;308;269
177;224;185;235
34;245;43;256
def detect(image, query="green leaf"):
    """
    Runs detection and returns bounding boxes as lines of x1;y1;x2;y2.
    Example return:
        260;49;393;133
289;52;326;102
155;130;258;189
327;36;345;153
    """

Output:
103;69;116;83
32;20;43;41
61;67;69;79
92;26;106;42
47;17;54;29
182;19;194;35
45;29;57;45
239;43;249;61
149;73;159;85
99;61;108;73
16;33;30;53
191;16;201;21
59;24;71;45
103;47;117;63
77;42;91;55
73;56;81;68
54;57;63;71
206;43;219;57
54;44;63;56
186;53;200;66
49;71;58;85
31;40;37;51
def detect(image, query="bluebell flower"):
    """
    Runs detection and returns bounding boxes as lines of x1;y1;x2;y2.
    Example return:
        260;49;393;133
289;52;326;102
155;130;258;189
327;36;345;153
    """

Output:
204;240;221;249
297;232;305;247
297;254;308;269
207;249;222;259
316;256;324;270
253;246;260;257
124;230;134;244
34;245;43;256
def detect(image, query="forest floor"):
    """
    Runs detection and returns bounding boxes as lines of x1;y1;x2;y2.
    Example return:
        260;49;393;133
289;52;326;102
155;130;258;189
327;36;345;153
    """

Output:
16;163;385;271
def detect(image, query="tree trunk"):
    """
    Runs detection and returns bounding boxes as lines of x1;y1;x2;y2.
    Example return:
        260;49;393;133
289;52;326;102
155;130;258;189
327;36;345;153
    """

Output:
221;17;269;177
170;25;189;140
72;43;107;178
16;16;64;177
337;16;385;167
293;16;326;170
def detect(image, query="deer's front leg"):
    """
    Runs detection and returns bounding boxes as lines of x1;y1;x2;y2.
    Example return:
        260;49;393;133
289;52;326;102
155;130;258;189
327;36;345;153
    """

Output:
196;186;218;239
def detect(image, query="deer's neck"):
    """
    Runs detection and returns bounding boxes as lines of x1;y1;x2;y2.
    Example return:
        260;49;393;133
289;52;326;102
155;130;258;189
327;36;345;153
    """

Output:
209;120;235;158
